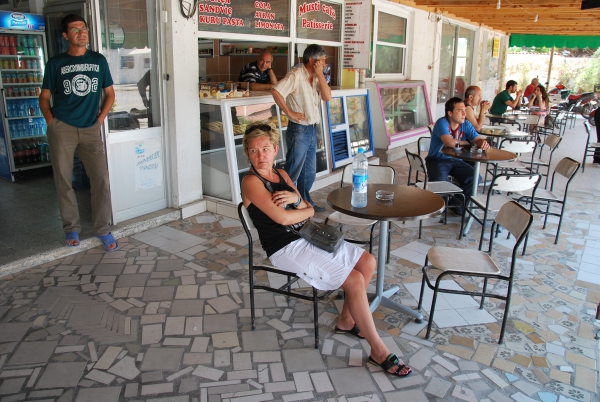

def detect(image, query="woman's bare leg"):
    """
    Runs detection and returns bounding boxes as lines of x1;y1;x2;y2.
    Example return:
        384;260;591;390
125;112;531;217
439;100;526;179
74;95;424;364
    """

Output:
337;253;410;375
336;252;375;335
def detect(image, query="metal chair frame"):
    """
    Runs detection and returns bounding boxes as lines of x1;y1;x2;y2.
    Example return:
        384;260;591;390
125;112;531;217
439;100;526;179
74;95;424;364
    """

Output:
519;134;562;188
515;157;580;246
582;121;600;172
417;201;534;344
238;203;334;349
405;149;466;239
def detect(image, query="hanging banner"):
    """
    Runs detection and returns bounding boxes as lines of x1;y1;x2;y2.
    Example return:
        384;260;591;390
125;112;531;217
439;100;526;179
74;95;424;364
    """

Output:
198;0;290;37
0;11;45;31
343;0;371;69
134;139;163;191
296;0;342;42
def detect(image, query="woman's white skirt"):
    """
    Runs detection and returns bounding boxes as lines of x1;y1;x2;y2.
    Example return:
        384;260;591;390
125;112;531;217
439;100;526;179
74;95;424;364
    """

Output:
269;239;364;291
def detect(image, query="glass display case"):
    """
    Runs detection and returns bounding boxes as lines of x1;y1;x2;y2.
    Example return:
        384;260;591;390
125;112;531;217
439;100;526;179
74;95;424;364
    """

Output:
373;81;433;149
326;88;374;168
200;93;329;204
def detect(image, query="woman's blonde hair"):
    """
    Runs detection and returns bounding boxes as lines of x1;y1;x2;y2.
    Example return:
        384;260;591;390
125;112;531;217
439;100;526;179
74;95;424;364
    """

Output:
242;122;280;163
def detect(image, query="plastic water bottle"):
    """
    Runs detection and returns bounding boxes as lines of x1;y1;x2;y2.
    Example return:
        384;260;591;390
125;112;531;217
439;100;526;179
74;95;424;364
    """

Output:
351;148;368;208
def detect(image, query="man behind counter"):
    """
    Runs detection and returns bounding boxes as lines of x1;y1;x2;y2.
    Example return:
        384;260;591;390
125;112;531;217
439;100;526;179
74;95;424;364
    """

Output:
238;51;278;91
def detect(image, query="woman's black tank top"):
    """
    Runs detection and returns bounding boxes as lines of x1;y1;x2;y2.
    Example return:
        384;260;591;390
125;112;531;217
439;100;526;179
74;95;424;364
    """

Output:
245;169;301;257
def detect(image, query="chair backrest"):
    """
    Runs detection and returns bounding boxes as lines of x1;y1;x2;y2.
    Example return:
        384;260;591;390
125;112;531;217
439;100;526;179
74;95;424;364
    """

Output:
341;164;395;186
543;134;561;149
490;173;540;193
522;115;540;126
495;201;534;245
427;125;434;136
405;149;426;175
554;157;580;180
418;136;431;156
238;203;256;233
499;138;537;154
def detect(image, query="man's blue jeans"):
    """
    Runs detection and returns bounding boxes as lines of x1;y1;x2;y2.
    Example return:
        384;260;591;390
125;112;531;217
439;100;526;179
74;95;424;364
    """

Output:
425;156;478;201
284;121;317;206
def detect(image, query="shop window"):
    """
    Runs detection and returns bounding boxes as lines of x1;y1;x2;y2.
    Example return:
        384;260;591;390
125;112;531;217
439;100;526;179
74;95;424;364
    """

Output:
369;10;408;77
437;22;474;103
121;56;134;69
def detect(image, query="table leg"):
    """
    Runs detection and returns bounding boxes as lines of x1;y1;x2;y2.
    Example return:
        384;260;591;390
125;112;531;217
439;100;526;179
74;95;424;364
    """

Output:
368;221;423;322
462;160;481;234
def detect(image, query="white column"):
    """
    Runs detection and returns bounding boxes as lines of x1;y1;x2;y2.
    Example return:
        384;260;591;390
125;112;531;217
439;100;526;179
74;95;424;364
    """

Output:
164;1;203;209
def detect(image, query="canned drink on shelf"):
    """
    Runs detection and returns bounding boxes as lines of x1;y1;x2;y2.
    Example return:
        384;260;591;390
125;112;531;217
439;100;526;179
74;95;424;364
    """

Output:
9;46;16;55
35;86;41;96
6;87;12;97
27;36;33;47
10;73;16;83
8;35;15;46
35;72;42;82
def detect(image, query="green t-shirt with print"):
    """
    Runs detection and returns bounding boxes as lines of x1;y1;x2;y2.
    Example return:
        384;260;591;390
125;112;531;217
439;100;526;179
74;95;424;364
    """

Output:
42;50;114;128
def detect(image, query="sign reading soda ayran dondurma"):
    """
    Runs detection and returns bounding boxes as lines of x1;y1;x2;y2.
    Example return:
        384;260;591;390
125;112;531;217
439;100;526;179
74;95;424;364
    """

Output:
296;0;341;42
197;0;290;37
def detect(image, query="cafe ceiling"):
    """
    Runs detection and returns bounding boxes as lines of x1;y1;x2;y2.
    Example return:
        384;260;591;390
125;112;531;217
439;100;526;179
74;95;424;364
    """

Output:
395;0;600;36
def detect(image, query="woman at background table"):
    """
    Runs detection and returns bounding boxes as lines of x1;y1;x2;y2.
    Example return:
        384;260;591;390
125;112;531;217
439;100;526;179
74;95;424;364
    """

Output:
240;123;412;377
527;85;549;137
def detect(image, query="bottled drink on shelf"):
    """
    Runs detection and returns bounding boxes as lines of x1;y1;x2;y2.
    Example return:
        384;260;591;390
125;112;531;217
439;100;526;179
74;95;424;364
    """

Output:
351;148;368;208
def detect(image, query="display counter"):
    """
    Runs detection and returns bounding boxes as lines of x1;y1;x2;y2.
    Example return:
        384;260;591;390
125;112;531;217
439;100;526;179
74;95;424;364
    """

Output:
326;88;374;168
199;92;328;205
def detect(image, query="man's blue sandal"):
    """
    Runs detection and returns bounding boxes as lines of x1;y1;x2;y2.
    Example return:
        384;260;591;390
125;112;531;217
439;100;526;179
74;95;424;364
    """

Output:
95;232;119;252
65;232;80;247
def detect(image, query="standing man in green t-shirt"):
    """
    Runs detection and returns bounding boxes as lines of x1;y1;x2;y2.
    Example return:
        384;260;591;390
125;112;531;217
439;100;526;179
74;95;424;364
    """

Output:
489;80;523;115
39;14;118;251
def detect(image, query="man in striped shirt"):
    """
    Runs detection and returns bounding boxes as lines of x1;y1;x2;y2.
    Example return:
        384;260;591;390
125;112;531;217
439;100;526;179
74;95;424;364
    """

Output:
238;51;278;91
272;44;332;212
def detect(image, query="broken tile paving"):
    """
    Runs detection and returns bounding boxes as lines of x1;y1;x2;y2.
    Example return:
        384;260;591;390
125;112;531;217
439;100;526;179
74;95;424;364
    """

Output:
0;128;599;401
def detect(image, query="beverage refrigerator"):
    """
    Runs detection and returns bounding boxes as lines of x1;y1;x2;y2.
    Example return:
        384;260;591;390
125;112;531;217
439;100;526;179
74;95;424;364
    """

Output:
0;11;48;182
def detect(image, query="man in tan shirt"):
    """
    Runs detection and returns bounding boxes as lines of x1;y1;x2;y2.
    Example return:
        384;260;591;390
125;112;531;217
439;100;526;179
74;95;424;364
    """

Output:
272;44;332;212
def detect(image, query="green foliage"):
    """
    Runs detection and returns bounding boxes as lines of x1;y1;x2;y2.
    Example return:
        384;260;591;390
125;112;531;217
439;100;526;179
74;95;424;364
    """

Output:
575;48;600;92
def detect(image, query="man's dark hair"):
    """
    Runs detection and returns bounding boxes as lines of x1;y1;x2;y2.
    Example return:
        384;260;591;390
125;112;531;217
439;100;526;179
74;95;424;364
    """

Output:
505;80;518;90
445;97;464;118
464;86;478;100
302;44;327;64
61;14;87;34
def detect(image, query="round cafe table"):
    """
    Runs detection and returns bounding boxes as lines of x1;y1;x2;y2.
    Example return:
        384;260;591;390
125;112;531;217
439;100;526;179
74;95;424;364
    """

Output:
487;113;526;130
478;125;531;147
327;184;444;322
441;147;517;233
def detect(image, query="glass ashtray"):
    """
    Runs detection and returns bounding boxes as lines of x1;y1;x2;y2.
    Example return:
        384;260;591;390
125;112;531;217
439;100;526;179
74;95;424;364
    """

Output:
376;190;394;201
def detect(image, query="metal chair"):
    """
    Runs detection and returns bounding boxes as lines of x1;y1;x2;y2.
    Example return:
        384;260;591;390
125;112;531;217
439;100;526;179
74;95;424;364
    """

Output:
418;136;431;158
465;173;540;253
515;157;580;246
405;149;465;239
325;164;396;262
520;114;541;135
417;201;533;344
482;138;537;194
238;203;334;349
519;134;562;187
582;121;600;172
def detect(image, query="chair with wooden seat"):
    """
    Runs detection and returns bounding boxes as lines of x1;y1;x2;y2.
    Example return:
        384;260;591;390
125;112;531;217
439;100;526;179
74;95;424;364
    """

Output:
465;173;540;253
324;164;396;262
582;121;600;172
417;201;534;344
515;157;580;246
238;203;335;349
405;149;465;239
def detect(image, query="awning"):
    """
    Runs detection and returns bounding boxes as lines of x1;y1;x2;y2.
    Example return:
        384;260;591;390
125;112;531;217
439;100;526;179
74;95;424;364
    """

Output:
510;34;600;49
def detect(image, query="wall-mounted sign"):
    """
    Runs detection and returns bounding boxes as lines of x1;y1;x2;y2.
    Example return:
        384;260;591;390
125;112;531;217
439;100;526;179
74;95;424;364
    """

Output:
296;0;342;42
492;37;500;58
198;0;290;37
343;0;370;69
0;11;45;31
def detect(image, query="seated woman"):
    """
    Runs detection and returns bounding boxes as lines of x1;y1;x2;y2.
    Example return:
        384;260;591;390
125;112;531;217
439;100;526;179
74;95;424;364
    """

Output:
241;123;411;377
527;85;549;138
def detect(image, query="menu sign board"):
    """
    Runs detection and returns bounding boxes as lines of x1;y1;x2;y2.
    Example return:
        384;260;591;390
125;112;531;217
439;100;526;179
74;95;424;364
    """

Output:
198;0;290;37
296;0;342;42
343;1;370;69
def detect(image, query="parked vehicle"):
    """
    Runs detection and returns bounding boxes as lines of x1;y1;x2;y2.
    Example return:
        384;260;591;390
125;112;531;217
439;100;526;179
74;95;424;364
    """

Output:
590;108;596;127
548;83;572;100
568;92;598;117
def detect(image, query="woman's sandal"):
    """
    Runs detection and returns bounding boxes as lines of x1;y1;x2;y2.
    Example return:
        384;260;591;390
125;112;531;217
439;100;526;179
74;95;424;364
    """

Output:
335;324;365;339
65;232;80;247
95;232;119;252
368;354;412;377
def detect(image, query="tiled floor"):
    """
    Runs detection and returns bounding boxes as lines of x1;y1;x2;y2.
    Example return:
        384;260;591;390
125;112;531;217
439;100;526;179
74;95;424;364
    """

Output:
0;117;599;401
